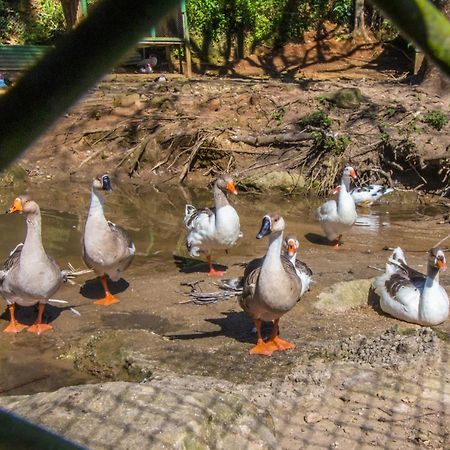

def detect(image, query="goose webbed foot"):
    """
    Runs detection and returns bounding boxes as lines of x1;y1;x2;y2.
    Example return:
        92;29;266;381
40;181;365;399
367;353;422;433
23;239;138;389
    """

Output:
27;303;53;334
94;275;120;305
3;305;28;333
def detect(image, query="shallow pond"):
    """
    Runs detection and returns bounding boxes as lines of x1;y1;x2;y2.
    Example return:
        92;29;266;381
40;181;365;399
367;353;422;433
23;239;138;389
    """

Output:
0;181;448;394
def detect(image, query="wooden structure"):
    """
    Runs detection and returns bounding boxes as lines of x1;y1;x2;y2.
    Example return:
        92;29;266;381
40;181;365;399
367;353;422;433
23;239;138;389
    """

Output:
0;0;191;76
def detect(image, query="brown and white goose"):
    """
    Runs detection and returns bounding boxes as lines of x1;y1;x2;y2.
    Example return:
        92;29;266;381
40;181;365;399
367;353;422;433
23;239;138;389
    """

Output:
373;247;449;326
184;174;240;276
283;235;313;296
82;175;135;305
239;214;302;356
0;195;65;334
316;166;357;247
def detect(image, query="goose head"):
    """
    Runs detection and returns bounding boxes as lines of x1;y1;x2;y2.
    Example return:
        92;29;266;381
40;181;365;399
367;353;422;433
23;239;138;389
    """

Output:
92;174;112;193
283;235;300;258
6;195;39;216
428;247;447;272
256;213;285;239
342;166;357;182
215;174;238;195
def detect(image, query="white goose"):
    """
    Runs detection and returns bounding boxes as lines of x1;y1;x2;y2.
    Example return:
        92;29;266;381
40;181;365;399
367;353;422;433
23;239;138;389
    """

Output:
184;174;240;276
350;184;393;207
83;175;135;305
283;235;313;296
373;247;449;326
316;166;357;247
239;214;302;356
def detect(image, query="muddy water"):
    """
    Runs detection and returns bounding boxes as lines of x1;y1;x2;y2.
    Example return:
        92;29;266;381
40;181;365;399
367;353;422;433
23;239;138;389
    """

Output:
0;182;449;395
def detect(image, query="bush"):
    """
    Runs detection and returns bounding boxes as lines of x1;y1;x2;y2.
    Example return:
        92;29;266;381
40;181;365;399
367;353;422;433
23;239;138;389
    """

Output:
0;0;65;45
422;109;448;131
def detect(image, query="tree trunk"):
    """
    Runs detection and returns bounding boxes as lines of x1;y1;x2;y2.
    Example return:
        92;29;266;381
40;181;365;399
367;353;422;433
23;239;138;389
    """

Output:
420;0;450;93
60;0;82;30
353;0;369;41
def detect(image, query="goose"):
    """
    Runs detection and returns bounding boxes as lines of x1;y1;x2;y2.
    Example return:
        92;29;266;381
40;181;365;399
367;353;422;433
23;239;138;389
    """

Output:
0;195;66;334
184;174;240;276
283;235;313;296
373;247;449;326
82;174;135;305
239;214;302;356
335;184;394;207
316;166;357;247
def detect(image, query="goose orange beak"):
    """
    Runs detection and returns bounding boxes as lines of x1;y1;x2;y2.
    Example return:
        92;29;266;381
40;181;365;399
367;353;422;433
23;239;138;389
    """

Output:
226;181;238;195
437;260;447;271
333;186;340;194
7;198;22;214
287;242;296;257
350;168;357;179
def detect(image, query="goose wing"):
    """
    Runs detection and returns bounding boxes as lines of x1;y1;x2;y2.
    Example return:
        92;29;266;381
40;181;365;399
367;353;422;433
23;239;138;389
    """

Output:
2;243;23;273
295;258;313;277
239;257;263;312
316;199;337;221
383;272;420;307
184;205;215;230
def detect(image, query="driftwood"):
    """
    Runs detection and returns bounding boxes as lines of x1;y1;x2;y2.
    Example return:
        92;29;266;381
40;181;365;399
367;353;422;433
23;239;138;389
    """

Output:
230;131;314;147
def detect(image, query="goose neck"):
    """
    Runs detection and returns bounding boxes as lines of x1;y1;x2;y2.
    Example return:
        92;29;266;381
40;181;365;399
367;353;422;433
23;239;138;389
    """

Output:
89;188;106;219
213;183;229;209
23;212;45;256
262;230;284;272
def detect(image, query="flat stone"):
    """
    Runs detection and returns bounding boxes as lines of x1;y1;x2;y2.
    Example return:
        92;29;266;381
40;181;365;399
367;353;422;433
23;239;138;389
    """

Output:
0;381;277;450
315;279;372;312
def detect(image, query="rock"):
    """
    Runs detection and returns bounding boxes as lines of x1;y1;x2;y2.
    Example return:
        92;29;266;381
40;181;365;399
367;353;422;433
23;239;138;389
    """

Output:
0;381;277;450
327;88;363;109
335;327;439;368
0;163;28;186
315;279;372;312
112;93;141;107
304;411;323;423
241;171;305;192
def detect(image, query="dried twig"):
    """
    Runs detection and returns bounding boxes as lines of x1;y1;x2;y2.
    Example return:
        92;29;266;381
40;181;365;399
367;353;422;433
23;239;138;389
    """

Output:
230;131;314;147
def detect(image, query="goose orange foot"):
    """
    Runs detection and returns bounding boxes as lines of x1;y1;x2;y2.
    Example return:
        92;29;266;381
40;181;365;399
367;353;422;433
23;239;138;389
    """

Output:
206;256;225;277
94;293;120;306
268;335;296;351
4;322;28;333
249;339;275;356
207;267;225;277
27;323;53;335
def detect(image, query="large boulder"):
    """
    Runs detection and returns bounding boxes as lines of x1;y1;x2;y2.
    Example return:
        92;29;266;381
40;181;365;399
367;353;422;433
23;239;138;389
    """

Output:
0;381;277;450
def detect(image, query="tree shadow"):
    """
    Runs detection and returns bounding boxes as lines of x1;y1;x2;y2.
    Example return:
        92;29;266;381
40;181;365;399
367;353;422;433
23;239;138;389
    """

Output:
172;254;227;274
80;276;130;300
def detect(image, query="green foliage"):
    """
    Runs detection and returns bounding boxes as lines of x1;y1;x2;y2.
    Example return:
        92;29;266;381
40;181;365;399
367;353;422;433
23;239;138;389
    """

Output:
271;105;286;125
187;0;357;51
422;109;448;131
313;132;349;155
0;0;65;44
298;110;333;128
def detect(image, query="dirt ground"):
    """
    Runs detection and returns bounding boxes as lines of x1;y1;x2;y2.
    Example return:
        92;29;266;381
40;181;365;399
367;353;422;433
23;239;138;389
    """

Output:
1;35;450;448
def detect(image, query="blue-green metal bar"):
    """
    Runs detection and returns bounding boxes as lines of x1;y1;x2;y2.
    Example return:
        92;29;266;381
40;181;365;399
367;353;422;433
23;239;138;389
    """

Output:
80;0;88;17
0;0;178;171
0;408;86;449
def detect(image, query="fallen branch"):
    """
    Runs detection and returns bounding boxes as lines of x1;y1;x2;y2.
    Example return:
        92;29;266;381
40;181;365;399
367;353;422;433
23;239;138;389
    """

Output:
230;131;314;147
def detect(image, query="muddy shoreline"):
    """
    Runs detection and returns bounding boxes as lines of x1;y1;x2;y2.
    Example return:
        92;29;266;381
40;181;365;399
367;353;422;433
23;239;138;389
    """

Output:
1;74;450;448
